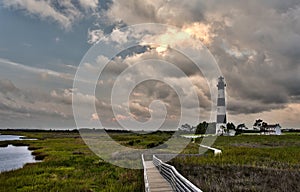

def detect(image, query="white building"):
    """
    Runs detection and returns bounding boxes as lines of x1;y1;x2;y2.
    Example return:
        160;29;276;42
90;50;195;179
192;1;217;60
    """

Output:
261;124;282;135
253;119;282;135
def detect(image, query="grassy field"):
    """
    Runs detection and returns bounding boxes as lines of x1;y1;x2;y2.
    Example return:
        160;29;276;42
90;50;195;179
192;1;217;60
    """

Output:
0;130;146;192
1;130;299;191
170;134;300;192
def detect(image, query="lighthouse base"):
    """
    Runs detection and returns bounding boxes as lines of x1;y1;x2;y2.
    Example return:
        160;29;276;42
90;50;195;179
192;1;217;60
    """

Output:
216;123;226;136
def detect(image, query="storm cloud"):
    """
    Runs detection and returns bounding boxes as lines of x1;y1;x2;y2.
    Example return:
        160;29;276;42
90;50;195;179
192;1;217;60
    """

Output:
104;0;300;114
0;0;299;128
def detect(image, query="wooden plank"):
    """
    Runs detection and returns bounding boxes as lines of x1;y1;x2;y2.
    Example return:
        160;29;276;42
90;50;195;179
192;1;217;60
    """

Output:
144;161;173;192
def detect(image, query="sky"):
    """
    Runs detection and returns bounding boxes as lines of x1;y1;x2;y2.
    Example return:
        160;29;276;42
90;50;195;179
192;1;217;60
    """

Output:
0;0;299;129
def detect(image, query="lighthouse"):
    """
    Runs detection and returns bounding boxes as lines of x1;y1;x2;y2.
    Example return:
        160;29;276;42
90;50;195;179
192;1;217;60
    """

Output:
216;76;227;135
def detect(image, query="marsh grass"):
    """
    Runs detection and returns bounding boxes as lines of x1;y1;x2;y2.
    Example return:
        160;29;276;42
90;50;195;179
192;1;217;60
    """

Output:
0;130;144;192
1;131;299;191
170;135;300;192
107;131;174;149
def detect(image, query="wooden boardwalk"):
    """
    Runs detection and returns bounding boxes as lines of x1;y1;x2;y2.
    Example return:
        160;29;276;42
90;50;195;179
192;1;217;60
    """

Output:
144;161;173;192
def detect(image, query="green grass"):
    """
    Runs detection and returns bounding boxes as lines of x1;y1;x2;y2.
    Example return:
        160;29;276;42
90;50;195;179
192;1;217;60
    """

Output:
0;130;144;192
170;135;300;192
1;131;300;191
107;131;174;149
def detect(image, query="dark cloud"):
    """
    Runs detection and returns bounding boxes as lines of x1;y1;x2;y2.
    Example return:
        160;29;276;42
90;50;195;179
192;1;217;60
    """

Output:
0;80;73;127
107;0;206;26
228;98;286;115
197;1;300;115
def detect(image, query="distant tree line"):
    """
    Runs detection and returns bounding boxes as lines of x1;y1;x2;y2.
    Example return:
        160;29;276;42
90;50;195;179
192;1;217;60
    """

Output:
194;121;247;135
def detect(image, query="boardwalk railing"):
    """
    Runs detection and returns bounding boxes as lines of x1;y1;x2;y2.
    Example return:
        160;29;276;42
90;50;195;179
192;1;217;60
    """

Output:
153;155;202;192
199;144;222;156
141;154;150;192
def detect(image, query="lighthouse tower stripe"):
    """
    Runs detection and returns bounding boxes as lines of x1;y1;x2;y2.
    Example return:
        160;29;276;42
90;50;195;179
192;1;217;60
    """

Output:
218;90;225;98
217;98;225;106
217;115;226;124
217;106;226;114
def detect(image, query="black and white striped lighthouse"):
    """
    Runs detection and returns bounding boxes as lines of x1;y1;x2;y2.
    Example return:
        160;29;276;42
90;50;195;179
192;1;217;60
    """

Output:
216;76;227;135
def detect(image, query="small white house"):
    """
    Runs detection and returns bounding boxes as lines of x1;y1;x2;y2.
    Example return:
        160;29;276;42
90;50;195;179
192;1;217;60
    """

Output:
261;124;282;135
253;120;282;135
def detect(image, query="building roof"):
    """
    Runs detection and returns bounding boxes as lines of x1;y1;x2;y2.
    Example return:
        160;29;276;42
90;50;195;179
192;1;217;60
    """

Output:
266;124;281;129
